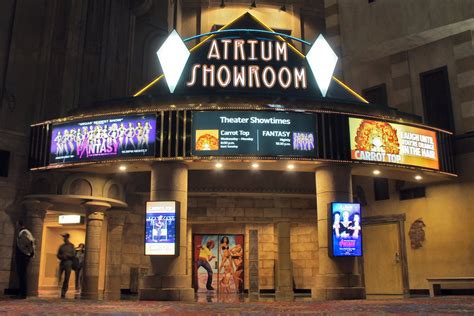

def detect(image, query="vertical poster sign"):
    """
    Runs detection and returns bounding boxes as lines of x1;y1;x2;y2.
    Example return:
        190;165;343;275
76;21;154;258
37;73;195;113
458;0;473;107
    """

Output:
330;202;362;257
349;117;439;170
145;201;179;256
193;234;244;297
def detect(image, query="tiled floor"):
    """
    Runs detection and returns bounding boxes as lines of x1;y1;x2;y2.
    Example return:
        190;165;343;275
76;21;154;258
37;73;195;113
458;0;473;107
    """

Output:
1;295;474;315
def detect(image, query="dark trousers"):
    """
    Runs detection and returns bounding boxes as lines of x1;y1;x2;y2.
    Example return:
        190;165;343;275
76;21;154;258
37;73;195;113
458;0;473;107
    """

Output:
197;259;213;289
75;265;83;290
59;260;73;297
16;250;30;298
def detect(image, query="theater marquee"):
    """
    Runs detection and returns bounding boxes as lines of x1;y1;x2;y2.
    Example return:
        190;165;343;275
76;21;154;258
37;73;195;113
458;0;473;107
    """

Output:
136;12;369;103
349;117;439;170
185;39;308;90
192;111;316;157
49;114;157;164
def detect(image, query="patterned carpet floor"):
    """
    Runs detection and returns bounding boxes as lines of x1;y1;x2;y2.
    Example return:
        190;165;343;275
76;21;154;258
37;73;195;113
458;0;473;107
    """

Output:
0;295;473;315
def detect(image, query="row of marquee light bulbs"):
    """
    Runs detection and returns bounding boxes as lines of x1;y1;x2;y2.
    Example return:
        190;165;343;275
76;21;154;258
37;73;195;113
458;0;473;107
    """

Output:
117;163;423;180
116;162;296;171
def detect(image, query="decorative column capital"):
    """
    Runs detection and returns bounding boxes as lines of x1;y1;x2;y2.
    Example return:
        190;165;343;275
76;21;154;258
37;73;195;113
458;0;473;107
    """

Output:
22;199;52;219
82;201;111;219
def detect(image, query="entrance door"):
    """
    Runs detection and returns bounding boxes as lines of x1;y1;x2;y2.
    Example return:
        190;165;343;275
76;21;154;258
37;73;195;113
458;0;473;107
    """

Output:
39;224;86;297
193;235;244;294
363;223;404;296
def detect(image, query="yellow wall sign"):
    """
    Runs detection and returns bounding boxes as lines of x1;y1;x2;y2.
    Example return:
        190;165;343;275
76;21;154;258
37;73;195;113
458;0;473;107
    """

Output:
349;118;439;170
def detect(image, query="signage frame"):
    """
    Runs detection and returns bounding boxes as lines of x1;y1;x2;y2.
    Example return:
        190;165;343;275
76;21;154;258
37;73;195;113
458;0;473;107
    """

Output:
49;114;158;165
191;110;317;158
144;200;180;257
58;214;84;225
328;202;363;258
348;116;440;170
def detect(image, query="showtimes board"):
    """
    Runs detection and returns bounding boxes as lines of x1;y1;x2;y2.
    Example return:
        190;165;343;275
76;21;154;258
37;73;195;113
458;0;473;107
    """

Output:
191;111;316;157
330;202;362;257
145;201;179;256
349;117;439;170
49;114;157;164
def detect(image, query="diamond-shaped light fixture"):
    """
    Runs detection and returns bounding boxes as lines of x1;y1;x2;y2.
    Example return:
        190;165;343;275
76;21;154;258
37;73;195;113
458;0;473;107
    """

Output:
157;30;190;93
306;34;338;97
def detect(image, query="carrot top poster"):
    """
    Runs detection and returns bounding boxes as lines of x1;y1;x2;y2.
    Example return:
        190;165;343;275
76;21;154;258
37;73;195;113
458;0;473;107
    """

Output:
349;118;439;170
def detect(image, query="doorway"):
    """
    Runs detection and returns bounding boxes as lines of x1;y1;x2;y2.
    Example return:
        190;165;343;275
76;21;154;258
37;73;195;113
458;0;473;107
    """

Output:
193;234;244;294
39;222;86;297
363;215;409;298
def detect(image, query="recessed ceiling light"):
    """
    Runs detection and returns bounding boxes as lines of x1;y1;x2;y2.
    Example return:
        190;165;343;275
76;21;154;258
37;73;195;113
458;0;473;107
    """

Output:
415;175;422;180
119;165;127;171
373;170;381;175
287;164;295;170
251;163;259;169
215;162;223;168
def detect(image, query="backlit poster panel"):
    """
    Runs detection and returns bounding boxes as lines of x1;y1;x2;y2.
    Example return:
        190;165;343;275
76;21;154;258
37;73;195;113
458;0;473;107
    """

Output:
193;234;244;297
192;111;316;157
330;203;362;257
50;114;156;164
145;201;179;256
349;117;439;170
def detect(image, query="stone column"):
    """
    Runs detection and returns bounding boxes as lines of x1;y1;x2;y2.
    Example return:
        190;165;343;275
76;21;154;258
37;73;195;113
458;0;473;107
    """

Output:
139;162;194;301
275;221;293;300
23;199;52;297
104;210;128;300
313;165;364;300
248;229;259;297
81;201;111;299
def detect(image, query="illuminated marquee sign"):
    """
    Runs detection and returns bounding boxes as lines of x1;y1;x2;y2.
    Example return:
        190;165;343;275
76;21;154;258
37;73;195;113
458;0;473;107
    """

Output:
349;117;439;170
185;39;308;90
192;111;316;157
50;114;157;164
145;201;179;256
140;13;367;102
330;202;362;257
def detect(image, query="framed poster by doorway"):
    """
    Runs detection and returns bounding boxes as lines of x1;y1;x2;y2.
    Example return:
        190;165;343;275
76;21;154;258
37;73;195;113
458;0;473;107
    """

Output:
193;234;244;294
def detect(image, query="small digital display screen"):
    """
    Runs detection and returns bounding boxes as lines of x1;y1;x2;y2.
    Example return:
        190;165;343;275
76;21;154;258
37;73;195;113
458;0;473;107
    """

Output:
50;114;157;164
145;201;179;256
330;202;362;257
192;111;316;157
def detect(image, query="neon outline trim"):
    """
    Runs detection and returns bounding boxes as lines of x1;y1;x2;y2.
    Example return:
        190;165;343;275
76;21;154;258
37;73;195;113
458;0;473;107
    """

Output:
133;74;164;97
184;29;312;46
132;14;368;103
332;77;369;104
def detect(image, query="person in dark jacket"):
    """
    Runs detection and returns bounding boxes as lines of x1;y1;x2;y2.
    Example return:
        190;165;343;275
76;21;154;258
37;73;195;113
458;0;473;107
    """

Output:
57;233;75;298
74;243;85;291
15;221;35;299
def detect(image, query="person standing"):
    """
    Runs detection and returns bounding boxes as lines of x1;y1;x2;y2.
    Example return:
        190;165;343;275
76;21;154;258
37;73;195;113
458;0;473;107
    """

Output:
57;233;75;298
16;221;35;299
74;243;85;292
